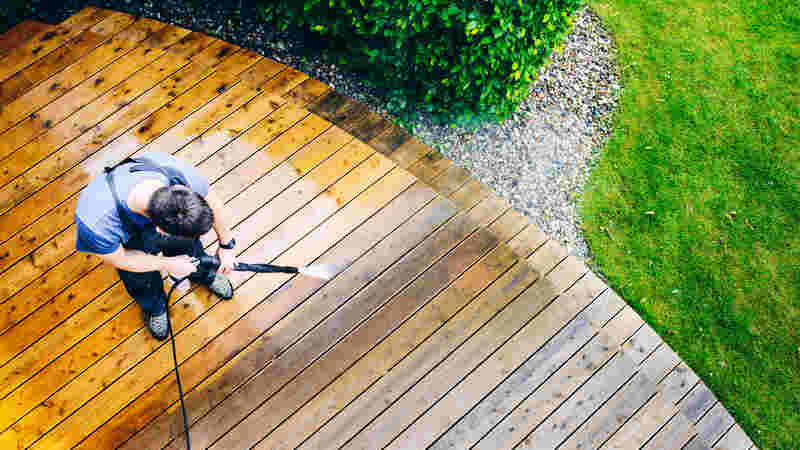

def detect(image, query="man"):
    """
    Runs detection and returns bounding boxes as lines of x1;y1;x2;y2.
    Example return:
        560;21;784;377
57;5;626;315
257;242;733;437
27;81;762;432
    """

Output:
74;152;237;341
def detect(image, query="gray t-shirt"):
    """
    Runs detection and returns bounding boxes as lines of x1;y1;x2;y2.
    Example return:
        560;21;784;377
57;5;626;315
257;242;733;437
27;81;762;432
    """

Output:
75;152;210;255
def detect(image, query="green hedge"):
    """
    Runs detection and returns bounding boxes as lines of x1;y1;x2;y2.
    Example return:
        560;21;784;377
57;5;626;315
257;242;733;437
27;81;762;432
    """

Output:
261;0;582;127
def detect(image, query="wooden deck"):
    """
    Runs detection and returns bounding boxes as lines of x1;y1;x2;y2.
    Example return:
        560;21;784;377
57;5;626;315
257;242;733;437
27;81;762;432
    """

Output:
0;8;758;450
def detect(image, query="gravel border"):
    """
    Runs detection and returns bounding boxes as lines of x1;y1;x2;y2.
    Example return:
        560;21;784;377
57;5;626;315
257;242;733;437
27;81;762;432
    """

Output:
22;0;622;258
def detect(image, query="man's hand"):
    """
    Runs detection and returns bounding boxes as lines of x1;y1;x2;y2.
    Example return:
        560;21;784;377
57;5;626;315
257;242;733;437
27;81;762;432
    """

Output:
216;247;236;275
163;255;198;279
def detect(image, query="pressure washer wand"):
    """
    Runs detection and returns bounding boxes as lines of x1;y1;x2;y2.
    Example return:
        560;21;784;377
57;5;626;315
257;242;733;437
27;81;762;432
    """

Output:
189;255;338;280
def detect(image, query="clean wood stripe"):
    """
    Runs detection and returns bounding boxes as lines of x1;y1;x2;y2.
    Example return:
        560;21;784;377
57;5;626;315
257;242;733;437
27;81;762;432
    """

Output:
0;68;274;336
0;8;112;84
0;18;167;135
0;48;218;209
4;70;306;356
0;21;51;57
0;53;252;343
0;84;320;431
0;12;136;106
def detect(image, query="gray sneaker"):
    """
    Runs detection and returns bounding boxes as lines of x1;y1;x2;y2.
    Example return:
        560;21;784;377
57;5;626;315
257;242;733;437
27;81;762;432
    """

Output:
206;273;234;300
147;310;169;341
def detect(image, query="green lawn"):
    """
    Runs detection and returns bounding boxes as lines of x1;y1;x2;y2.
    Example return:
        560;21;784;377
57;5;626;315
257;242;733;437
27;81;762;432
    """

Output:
582;0;799;448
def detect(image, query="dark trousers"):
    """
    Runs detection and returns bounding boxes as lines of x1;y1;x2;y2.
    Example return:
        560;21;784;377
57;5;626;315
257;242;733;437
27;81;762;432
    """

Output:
117;226;214;315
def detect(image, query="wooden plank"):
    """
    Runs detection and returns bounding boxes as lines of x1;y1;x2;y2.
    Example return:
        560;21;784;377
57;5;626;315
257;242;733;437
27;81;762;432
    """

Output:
381;268;606;450
426;283;619;450
333;254;584;450
642;409;697;450
0;69;268;330
469;289;632;449
513;352;639;449
0;8;112;84
600;391;679;450
190;40;241;67
713;424;754;450
558;370;660;450
640;341;681;384
0;67;293;314
367;122;412;157
0;57;250;322
681;383;718;423
0;19;166;135
407;150;453;185
282;78;330;107
0;12;136;105
7;135;392;450
179;192;500;449
382;136;431;171
428;164;473;198
622;322;663;365
0;83;314;433
663;363;701;405
685;434;714;450
348;111;393;143
0;21;51;57
140;24;193;50
593;345;682;450
487;208;529;244
696;402;736;447
117;179;443;450
265;239;524;449
507;222;548;258
86;146;424;450
0;49;220;204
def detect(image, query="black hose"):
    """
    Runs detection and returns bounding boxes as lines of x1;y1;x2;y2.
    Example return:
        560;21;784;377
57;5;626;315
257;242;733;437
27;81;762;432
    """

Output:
163;262;298;450
165;275;192;450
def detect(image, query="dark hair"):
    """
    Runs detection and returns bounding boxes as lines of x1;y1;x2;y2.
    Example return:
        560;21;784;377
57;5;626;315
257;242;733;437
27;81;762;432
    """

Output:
147;186;214;238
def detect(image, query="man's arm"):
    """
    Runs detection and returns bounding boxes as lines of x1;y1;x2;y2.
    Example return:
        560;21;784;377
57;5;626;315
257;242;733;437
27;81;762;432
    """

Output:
205;190;234;245
100;245;168;273
100;246;198;278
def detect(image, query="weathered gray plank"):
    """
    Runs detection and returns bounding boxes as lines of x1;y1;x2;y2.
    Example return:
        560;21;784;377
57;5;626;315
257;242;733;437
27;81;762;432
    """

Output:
559;369;659;450
713;424;754;450
682;383;717;423
472;295;641;450
662;363;700;405
623;323;663;365
641;409;697;450
514;352;639;449
428;285;618;450
697;402;736;446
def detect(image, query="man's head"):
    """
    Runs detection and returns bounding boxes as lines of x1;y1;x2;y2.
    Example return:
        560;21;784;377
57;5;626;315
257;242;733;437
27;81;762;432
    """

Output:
147;185;214;238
